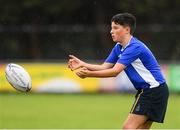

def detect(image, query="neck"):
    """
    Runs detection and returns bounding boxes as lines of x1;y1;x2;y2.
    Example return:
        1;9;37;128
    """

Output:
120;34;132;48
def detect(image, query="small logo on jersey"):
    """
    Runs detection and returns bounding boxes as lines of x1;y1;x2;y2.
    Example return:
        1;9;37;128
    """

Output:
118;54;122;58
135;104;141;112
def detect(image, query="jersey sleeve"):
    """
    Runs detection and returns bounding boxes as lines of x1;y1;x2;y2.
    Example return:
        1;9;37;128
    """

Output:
118;44;141;66
105;45;118;64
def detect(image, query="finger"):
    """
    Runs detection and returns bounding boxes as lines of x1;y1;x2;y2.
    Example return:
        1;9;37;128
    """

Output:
70;64;74;71
68;65;73;71
68;60;77;71
68;61;72;69
68;60;73;65
80;76;85;79
68;63;74;71
80;71;88;77
70;59;75;62
76;73;85;79
77;72;86;79
68;64;70;69
70;66;73;71
80;70;84;73
68;60;71;66
68;59;74;63
77;71;84;76
69;55;79;60
69;59;76;68
71;66;77;71
76;72;82;77
68;61;71;69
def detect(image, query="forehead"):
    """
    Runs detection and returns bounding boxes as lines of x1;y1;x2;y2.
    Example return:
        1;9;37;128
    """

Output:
111;21;123;27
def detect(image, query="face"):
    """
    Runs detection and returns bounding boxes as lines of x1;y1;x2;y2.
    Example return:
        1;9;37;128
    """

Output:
110;22;130;43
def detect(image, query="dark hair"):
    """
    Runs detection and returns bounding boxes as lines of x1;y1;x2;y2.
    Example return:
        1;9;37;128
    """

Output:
111;13;136;34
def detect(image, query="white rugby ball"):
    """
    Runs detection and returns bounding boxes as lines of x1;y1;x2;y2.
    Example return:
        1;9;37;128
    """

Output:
5;63;32;92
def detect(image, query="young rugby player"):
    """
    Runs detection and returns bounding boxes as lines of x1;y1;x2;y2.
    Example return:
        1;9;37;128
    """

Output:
68;13;169;129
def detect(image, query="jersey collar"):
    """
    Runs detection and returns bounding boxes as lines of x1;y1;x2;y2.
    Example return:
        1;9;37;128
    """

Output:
119;36;133;51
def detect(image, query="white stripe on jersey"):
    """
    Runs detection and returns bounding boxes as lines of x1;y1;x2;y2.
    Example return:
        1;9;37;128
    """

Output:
131;58;160;88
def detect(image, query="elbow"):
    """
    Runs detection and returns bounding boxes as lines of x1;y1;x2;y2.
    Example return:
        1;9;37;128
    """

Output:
111;65;123;77
112;71;120;77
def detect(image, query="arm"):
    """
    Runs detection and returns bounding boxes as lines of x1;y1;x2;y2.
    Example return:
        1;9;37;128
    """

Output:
83;62;114;71
68;55;114;71
76;63;126;78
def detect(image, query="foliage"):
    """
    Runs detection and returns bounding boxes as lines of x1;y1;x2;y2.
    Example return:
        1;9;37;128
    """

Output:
0;0;179;25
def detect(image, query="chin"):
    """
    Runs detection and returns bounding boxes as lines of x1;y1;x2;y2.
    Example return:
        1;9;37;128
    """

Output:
113;40;119;43
112;39;117;42
112;38;121;43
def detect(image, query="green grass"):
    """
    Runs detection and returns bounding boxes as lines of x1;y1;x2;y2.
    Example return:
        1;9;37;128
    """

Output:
0;93;180;129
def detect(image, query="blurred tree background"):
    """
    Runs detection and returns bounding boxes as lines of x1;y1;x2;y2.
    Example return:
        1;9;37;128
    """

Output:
0;0;179;61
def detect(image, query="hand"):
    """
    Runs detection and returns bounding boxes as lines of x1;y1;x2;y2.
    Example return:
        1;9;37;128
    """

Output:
68;55;85;71
76;67;90;79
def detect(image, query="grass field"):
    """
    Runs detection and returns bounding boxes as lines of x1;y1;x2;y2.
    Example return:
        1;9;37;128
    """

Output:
0;92;180;129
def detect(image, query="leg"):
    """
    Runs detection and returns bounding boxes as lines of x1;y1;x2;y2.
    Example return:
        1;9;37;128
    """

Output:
122;113;148;129
138;120;153;129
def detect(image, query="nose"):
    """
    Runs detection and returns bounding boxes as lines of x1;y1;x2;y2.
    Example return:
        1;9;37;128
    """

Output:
110;29;113;34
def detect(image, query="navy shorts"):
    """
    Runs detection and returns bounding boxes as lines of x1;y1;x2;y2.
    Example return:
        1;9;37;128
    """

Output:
130;83;169;123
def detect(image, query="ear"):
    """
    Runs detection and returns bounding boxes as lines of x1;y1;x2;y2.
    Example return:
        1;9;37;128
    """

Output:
125;26;130;34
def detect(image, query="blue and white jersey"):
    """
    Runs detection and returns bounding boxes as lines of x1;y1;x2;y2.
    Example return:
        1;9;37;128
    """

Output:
105;37;165;90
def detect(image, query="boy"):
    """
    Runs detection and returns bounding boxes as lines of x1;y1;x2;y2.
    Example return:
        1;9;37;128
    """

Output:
68;13;169;129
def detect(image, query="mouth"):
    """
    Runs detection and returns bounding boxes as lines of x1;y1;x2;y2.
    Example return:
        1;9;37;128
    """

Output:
111;35;118;42
111;36;116;40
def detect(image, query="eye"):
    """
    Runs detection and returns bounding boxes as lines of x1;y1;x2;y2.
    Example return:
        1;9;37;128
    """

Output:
111;26;118;30
114;26;118;29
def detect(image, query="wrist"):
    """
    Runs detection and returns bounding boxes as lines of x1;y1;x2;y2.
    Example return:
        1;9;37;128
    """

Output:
82;62;87;67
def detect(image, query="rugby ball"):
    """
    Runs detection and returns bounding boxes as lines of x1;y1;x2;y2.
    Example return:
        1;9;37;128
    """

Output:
5;63;32;92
